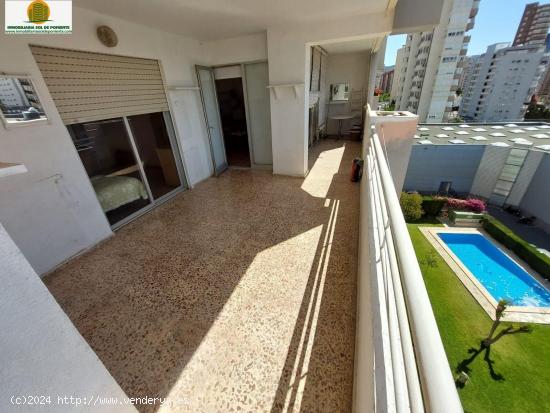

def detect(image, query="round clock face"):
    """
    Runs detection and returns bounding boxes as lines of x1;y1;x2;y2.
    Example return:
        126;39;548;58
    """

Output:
97;26;118;47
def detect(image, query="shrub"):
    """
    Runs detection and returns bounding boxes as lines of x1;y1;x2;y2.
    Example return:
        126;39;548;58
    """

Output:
400;192;424;222
422;196;447;217
482;216;550;280
464;198;486;213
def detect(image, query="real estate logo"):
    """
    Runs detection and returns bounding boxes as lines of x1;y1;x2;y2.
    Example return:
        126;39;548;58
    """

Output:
27;0;50;24
5;0;72;34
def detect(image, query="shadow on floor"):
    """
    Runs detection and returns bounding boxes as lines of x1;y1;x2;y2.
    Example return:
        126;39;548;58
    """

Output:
44;139;360;412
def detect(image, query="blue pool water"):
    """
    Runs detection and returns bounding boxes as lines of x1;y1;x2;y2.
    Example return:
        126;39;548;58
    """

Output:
438;233;550;307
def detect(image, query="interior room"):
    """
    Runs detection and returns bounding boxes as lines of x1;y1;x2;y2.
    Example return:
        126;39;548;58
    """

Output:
68;111;185;227
214;66;251;167
68;118;152;226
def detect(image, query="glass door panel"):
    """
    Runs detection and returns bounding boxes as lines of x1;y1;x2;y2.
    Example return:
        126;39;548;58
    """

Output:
196;65;228;175
244;62;272;165
68;118;151;226
126;112;183;199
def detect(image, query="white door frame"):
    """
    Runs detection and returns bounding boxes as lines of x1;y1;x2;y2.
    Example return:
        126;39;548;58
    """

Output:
195;65;229;176
211;60;272;170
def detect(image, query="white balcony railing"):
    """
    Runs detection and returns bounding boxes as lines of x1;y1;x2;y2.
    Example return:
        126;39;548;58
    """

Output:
355;112;463;412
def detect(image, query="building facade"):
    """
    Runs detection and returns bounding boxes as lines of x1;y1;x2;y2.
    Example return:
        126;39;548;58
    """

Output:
513;2;550;47
0;77;29;110
390;0;479;122
379;66;394;93
537;63;550;104
460;43;548;121
405;122;550;229
459;43;509;120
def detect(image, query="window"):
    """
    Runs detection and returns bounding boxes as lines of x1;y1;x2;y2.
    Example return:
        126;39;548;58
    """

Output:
0;75;47;128
442;56;457;63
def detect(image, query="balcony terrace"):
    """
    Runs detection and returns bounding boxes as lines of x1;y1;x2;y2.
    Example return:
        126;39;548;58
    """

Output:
44;140;361;412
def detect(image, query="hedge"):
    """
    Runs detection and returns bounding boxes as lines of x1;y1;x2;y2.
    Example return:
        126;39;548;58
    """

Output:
482;215;550;280
421;196;447;217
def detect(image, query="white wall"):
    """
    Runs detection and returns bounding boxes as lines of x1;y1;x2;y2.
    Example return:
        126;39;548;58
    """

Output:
0;6;213;275
0;1;446;272
470;145;509;199
404;144;485;194
507;150;544;206
266;11;395;176
202;32;268;66
0;224;136;413
519;153;550;231
325;51;370;135
369;109;419;194
392;0;445;34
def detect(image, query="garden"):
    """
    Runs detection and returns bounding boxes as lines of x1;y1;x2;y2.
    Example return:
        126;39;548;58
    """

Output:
401;192;550;412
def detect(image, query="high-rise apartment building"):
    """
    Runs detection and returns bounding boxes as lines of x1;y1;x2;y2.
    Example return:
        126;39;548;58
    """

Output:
0;77;30;110
379;66;394;93
460;43;548;121
390;0;479;122
513;2;550;47
537;63;550;103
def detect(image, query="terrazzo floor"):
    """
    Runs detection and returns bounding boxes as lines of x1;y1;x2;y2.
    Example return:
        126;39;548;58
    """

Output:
44;139;361;413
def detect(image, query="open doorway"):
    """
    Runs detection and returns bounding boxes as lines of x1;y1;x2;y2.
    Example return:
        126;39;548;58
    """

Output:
196;62;272;175
215;75;251;167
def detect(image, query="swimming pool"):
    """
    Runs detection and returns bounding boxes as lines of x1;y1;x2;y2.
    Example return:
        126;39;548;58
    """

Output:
438;232;550;307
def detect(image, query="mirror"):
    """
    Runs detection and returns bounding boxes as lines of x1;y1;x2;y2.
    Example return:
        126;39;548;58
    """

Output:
0;76;47;128
330;83;350;101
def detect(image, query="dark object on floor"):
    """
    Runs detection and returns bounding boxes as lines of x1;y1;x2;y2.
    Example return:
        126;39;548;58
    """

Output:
350;158;364;182
518;216;536;225
504;205;521;216
349;125;363;141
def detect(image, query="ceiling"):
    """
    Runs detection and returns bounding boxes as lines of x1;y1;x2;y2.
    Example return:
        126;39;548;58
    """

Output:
320;37;380;54
74;0;390;40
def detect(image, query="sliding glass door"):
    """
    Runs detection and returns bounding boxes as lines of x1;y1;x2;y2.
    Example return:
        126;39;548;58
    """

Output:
127;112;184;199
68;112;186;227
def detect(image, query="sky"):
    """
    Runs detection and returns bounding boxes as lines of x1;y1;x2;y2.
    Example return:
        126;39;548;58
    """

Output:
384;0;548;67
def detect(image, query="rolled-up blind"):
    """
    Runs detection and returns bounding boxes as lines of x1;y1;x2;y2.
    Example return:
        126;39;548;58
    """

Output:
30;45;169;125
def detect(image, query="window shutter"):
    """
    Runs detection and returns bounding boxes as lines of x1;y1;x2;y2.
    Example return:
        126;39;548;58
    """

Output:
30;45;169;125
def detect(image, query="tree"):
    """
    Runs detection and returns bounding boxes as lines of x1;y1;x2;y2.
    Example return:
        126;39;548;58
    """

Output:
524;95;550;120
481;300;532;348
379;92;391;102
524;102;550;120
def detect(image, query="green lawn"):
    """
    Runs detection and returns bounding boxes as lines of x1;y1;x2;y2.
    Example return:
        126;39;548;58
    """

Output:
407;222;550;413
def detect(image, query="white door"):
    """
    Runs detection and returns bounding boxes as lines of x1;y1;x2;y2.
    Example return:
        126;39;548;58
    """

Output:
244;62;272;165
196;66;228;175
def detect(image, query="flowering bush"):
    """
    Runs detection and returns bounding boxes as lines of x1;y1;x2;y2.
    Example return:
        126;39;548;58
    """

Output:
464;198;486;213
445;197;486;213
